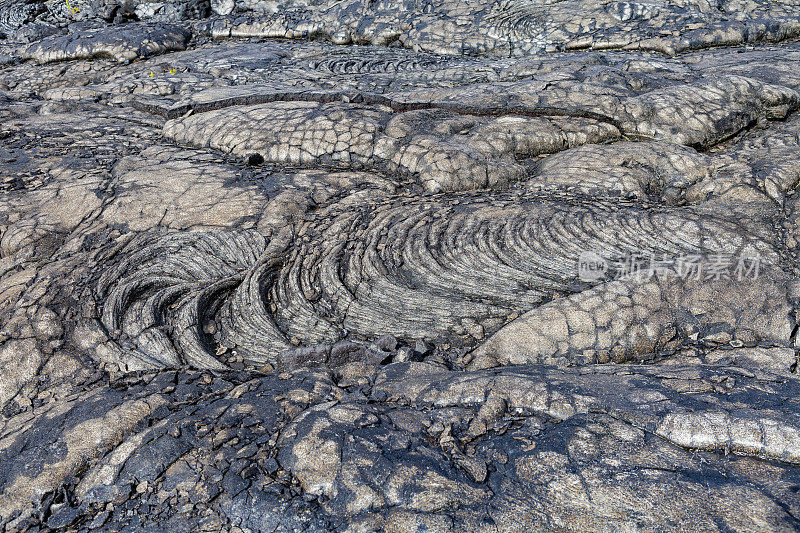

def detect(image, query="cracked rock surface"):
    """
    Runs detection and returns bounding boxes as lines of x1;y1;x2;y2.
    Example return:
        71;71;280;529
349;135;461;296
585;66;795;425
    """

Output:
2;0;800;530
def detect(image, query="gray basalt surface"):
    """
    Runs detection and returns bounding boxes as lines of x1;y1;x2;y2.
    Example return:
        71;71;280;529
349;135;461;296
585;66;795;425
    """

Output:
2;0;800;530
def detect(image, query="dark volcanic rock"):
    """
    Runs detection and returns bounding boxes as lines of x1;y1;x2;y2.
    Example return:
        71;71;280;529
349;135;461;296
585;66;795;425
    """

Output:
2;0;800;530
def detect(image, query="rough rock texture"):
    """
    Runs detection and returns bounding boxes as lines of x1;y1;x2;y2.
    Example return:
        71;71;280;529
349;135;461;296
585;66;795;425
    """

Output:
2;0;800;530
19;23;191;63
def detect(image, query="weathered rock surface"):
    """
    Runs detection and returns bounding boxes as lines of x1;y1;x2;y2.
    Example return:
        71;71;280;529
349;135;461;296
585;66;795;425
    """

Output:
19;23;191;63
2;0;800;530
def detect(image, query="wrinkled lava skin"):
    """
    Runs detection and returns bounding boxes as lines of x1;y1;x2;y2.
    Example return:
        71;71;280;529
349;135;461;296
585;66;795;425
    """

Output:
2;0;800;530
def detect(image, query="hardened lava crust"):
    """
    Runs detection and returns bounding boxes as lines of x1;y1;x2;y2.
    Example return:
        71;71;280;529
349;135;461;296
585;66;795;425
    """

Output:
2;0;800;530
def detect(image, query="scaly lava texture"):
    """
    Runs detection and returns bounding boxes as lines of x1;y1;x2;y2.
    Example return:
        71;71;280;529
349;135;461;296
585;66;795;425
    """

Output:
2;0;800;531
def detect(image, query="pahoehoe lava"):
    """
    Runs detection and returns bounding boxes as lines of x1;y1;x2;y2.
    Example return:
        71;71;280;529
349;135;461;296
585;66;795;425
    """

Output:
93;189;790;371
2;0;800;530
